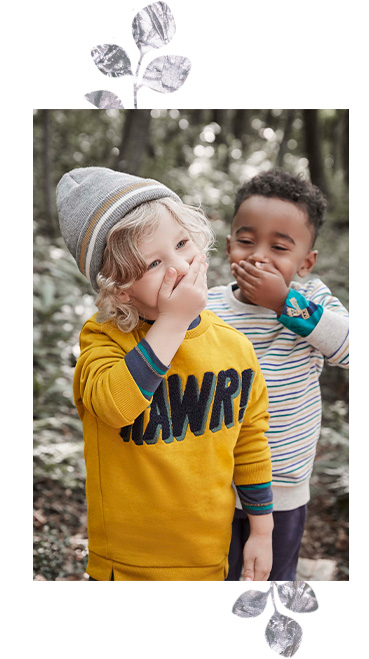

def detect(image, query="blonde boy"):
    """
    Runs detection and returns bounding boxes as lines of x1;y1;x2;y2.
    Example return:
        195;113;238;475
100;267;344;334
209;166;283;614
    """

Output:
57;167;273;581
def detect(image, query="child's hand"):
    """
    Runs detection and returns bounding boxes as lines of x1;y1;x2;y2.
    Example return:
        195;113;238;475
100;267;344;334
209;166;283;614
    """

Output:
158;253;208;326
242;532;273;581
144;254;208;366
231;260;289;316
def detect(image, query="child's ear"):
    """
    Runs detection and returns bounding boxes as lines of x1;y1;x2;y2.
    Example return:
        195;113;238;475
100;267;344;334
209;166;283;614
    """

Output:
117;289;131;303
226;235;232;260
297;250;318;278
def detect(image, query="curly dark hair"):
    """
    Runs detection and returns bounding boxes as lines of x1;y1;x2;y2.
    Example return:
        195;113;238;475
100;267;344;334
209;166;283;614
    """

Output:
233;169;327;244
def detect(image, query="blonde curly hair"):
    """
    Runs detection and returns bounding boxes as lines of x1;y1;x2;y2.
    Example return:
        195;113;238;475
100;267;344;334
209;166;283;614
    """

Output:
95;197;215;332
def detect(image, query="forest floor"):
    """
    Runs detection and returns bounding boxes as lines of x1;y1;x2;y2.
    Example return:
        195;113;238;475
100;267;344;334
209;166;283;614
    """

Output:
33;472;349;581
33;479;349;582
33;396;349;581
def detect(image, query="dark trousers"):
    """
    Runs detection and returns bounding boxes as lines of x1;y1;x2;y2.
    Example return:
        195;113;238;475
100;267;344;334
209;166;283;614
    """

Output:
226;505;307;581
89;573;114;581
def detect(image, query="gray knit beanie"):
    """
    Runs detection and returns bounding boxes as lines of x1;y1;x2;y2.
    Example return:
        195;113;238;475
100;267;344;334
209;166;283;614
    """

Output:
56;167;181;291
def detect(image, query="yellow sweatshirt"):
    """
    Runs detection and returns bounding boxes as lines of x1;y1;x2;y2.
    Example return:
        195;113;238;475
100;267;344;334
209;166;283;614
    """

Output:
73;310;271;580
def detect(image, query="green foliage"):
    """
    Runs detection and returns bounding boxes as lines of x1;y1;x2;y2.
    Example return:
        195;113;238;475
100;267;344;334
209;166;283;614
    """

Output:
33;236;95;418
315;401;349;505
33;235;93;579
33;109;349;233
34;527;69;581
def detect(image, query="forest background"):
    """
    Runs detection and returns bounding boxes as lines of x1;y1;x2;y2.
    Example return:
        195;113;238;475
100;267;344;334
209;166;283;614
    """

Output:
33;108;349;580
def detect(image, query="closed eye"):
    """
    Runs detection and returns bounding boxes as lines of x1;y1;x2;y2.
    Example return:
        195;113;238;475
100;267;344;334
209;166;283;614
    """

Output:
237;239;253;245
273;245;289;251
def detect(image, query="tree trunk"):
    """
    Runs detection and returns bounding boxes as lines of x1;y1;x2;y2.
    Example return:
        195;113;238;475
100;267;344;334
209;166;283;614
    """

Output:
117;110;152;174
342;110;349;185
303;109;327;192
276;109;295;167
233;109;250;154
41;110;59;238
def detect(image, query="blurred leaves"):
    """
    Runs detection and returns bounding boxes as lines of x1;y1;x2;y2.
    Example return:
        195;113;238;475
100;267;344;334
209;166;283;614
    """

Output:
33;236;94;579
33;235;95;418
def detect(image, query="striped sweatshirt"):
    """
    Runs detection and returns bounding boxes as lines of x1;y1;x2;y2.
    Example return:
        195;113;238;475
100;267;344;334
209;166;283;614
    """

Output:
207;278;349;511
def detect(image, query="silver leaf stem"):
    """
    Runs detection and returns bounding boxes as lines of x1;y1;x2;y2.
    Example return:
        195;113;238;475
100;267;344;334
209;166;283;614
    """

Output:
270;581;278;612
133;57;143;109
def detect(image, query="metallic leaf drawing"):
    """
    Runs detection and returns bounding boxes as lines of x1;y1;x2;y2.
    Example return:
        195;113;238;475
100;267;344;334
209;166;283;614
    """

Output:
85;2;191;109
232;581;318;657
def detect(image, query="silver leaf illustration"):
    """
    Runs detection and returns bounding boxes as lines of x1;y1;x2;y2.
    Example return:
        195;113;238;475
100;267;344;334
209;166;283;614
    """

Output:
132;2;176;53
141;55;191;92
91;45;133;77
232;590;269;618
265;612;303;657
277;581;318;613
85;91;124;109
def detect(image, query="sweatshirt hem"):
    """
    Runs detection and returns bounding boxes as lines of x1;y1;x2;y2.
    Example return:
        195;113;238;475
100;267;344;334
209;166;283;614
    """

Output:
87;549;228;581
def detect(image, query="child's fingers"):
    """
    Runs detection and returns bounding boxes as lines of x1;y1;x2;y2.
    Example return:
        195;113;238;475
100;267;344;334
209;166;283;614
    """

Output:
254;566;270;581
238;261;263;281
240;260;279;277
185;253;206;284
197;259;208;286
232;266;254;293
158;267;177;299
232;263;257;285
243;559;255;581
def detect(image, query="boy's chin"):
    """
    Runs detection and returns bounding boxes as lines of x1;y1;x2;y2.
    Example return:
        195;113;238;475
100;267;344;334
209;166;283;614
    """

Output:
234;287;254;305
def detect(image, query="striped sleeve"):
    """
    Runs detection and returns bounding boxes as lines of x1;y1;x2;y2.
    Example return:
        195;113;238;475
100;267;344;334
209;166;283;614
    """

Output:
307;309;349;367
125;338;170;399
278;283;349;368
236;482;273;515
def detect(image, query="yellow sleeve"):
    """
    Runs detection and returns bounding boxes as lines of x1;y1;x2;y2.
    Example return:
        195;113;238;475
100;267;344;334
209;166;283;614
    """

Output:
73;320;151;428
233;348;272;486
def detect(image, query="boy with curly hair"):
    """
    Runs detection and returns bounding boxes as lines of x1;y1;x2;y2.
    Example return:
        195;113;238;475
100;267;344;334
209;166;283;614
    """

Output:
56;167;274;581
207;168;349;580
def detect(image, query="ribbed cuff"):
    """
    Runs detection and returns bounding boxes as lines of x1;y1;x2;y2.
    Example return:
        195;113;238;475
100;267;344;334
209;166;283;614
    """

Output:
234;458;273;487
125;338;169;400
236;482;273;515
278;288;323;337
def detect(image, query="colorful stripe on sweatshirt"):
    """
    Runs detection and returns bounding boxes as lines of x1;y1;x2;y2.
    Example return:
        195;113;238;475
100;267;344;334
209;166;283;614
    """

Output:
125;338;169;399
125;317;202;399
236;482;273;515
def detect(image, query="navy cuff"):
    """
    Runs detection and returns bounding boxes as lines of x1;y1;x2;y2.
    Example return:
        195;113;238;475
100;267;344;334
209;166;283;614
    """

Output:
125;338;169;400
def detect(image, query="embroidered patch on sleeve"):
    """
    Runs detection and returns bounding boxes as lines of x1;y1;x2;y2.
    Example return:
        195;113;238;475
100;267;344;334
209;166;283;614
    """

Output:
279;289;323;337
286;296;311;319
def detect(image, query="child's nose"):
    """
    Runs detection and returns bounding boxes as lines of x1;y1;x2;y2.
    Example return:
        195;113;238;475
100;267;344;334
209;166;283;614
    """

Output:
173;255;191;276
249;246;269;263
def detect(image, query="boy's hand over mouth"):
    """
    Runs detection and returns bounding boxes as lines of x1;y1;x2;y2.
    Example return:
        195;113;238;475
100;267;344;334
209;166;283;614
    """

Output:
231;260;288;316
